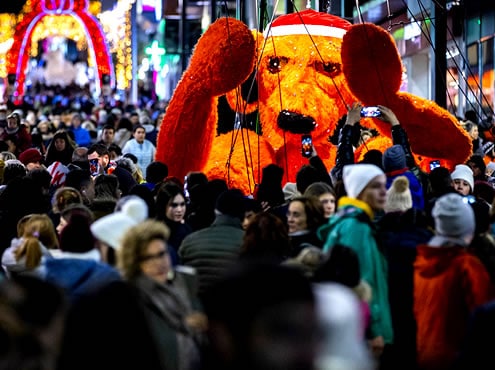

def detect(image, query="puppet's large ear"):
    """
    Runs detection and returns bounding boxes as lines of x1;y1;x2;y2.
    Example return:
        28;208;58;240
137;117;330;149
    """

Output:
341;23;403;103
224;29;263;114
187;17;257;96
156;17;256;180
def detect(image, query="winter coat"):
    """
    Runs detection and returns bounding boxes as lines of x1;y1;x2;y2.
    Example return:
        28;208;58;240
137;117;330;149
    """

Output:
179;214;244;298
414;244;495;370
132;274;202;370
377;209;434;369
41;256;121;302
1;237;53;278
318;196;394;344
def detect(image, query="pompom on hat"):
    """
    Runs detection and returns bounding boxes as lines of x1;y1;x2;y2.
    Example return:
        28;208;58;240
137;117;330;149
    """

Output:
343;164;385;199
385;176;412;213
450;164;474;191
90;197;148;249
264;9;352;38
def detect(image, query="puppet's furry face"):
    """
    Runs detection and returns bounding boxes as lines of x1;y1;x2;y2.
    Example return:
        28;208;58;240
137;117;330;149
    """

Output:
256;34;355;151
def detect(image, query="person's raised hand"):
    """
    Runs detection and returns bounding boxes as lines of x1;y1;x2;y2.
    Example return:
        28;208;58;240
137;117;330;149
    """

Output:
376;105;400;126
346;102;363;126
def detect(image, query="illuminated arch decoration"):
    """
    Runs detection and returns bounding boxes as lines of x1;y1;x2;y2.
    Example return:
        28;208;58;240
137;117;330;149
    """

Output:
6;0;115;98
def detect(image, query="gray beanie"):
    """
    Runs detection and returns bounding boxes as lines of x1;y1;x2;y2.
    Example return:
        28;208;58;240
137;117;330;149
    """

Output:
432;193;475;238
382;145;407;172
383;145;407;172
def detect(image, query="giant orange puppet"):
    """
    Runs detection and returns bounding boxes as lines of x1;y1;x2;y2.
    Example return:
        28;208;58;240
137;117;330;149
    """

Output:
155;9;472;194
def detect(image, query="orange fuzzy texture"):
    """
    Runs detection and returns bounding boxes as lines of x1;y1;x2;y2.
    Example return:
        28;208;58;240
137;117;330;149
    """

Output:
156;13;471;195
342;23;472;171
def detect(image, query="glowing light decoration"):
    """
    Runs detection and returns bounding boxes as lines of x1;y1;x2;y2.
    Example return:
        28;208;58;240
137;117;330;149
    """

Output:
145;40;165;68
0;14;17;78
98;0;135;90
30;15;88;57
6;0;114;98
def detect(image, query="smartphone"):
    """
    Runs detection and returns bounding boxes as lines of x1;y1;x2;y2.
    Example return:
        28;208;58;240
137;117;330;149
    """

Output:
89;158;100;177
301;134;313;158
463;195;476;204
360;106;382;118
429;160;441;171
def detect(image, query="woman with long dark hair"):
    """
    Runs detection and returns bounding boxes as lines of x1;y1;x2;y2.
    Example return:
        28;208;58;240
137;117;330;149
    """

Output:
155;181;192;265
44;130;76;166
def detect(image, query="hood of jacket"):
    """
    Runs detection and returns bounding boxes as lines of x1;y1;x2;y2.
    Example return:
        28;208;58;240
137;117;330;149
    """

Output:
318;197;373;242
43;259;121;301
414;244;466;278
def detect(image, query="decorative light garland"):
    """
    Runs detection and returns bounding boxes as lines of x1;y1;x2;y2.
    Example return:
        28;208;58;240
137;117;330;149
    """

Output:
5;0;114;98
0;14;17;78
98;0;135;90
29;15;88;57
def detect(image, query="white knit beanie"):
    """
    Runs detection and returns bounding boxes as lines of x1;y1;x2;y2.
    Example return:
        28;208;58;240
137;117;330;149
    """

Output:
343;164;384;198
385;176;412;213
91;197;148;249
432;193;475;238
450;164;474;191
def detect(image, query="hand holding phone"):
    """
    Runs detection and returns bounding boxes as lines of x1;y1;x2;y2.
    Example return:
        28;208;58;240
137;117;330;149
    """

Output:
429;160;441;171
360;106;382;118
301;135;313;158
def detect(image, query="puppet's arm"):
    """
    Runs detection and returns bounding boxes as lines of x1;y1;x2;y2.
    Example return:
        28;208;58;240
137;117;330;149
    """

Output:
341;23;472;171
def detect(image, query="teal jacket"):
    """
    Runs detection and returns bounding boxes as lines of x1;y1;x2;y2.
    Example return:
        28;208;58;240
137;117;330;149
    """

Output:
318;197;394;344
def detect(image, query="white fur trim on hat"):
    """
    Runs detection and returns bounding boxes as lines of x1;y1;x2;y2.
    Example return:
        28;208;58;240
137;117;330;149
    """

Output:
343;164;385;199
264;9;352;38
450;164;474;191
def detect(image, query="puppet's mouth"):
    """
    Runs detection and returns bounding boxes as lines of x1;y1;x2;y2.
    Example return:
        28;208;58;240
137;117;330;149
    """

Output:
277;110;316;134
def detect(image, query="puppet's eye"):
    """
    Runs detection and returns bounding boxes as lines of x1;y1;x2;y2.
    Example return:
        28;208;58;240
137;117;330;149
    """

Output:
267;56;288;74
316;61;341;78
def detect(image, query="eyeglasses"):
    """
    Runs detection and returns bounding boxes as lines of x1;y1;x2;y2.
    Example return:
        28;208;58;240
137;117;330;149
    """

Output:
139;250;168;262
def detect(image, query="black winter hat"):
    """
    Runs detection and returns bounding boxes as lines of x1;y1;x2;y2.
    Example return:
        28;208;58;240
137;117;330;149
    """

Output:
215;188;246;220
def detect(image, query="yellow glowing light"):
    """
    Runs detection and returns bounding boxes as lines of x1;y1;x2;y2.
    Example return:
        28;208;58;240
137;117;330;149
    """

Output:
100;0;135;90
30;15;88;57
89;1;102;16
0;14;17;78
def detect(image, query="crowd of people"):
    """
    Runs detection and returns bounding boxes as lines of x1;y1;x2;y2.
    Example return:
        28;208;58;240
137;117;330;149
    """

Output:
0;97;495;370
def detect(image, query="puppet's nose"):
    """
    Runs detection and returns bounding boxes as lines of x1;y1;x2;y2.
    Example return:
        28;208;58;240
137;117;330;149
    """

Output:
277;110;316;134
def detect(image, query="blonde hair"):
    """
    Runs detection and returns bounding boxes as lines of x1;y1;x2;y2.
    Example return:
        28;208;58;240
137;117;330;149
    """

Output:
52;187;83;214
134;165;146;184
17;214;35;237
14;214;58;269
117;220;170;280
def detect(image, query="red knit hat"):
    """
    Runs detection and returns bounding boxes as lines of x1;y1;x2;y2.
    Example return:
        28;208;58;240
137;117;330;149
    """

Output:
264;9;352;38
19;148;43;166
